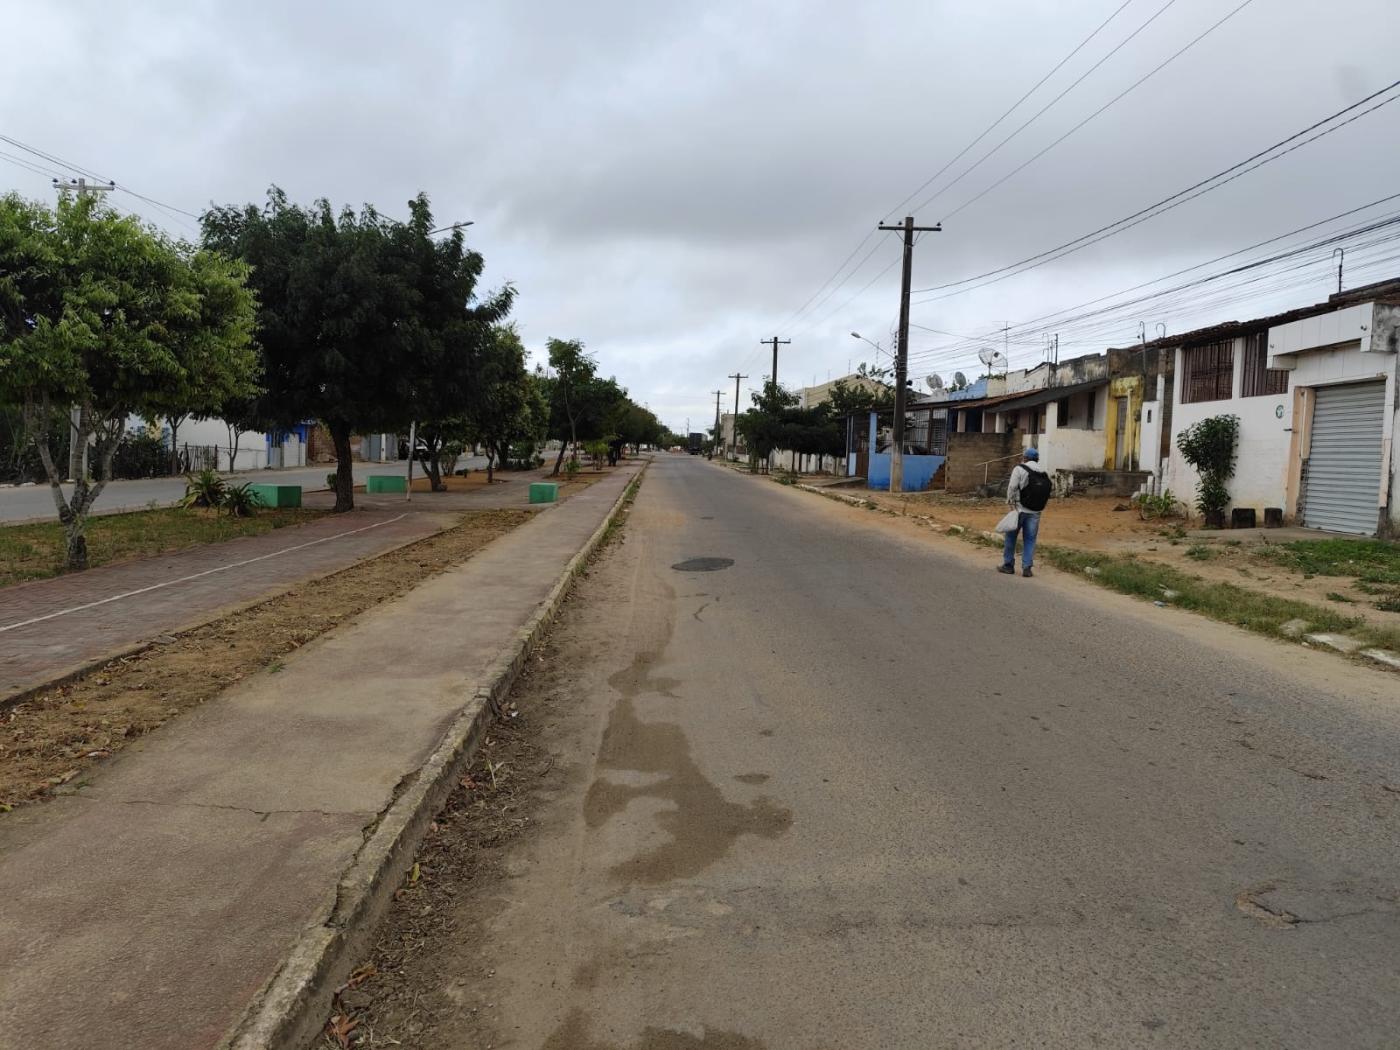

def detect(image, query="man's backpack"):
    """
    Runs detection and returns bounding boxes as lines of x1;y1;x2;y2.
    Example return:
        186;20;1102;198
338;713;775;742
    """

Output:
1020;468;1051;512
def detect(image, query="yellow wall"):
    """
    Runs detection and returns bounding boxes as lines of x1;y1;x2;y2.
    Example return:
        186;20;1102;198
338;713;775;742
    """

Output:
1103;376;1143;470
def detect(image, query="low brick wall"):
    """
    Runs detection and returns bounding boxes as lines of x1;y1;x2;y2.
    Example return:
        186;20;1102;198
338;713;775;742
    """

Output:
946;430;1020;493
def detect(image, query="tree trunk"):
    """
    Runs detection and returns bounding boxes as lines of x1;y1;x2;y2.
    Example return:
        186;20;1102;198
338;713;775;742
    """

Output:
552;441;567;476
485;446;496;483
330;423;355;512
226;424;241;473
423;447;444;492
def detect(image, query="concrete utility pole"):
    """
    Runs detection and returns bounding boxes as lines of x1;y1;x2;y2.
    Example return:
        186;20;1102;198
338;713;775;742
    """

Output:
876;215;941;493
54;178;115;482
727;372;748;460
712;390;723;459
761;337;790;390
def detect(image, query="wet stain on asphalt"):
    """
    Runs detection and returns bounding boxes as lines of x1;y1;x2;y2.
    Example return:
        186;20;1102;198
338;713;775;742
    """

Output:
585;600;791;885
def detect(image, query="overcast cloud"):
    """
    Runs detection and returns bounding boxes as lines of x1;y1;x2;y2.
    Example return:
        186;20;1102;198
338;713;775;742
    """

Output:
4;0;1399;431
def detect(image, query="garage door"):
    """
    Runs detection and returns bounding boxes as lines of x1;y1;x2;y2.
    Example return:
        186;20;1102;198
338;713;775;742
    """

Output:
1302;381;1386;535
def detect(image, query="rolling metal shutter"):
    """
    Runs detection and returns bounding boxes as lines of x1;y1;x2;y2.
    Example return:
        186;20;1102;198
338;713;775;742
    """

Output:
1302;382;1385;535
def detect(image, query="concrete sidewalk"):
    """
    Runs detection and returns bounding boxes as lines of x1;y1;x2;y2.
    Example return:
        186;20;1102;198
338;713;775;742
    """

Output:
0;462;642;1050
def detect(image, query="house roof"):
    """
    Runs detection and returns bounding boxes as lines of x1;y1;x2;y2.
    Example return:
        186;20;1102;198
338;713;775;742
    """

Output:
990;378;1108;414
1120;274;1400;354
938;389;1040;412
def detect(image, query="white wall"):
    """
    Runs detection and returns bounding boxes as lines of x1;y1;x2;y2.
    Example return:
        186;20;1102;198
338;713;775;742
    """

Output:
1038;427;1104;470
1164;338;1292;513
170;417;268;471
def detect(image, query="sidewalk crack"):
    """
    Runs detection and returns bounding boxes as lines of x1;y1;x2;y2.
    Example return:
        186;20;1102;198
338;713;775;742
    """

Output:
90;796;371;819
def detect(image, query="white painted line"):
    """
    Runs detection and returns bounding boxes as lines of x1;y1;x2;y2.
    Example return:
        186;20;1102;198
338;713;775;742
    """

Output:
0;514;410;634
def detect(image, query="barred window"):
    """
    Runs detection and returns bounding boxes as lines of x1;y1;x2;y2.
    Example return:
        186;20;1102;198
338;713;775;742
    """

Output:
1183;340;1234;403
1241;332;1288;397
930;414;948;455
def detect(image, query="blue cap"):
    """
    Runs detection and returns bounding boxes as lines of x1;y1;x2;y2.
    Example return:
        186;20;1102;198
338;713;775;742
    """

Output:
1024;447;1040;461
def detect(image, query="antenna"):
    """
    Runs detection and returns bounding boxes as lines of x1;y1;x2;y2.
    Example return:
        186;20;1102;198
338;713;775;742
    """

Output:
926;373;944;391
977;347;1008;371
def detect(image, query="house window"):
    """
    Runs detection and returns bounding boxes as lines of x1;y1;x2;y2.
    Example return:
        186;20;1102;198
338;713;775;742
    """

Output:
1057;398;1069;427
1183;340;1234;403
1241;332;1288;397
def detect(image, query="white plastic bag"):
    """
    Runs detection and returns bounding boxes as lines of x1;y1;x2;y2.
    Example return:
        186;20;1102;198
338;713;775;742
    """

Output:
994;510;1019;534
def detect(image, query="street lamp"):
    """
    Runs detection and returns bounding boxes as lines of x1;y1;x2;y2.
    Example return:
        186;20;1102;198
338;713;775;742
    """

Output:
428;220;475;236
850;331;888;360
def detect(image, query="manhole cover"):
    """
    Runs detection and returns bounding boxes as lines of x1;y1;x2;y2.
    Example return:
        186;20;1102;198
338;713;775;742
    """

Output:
671;557;734;572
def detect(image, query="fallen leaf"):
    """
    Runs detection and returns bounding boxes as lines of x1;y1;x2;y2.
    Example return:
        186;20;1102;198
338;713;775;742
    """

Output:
325;1013;359;1048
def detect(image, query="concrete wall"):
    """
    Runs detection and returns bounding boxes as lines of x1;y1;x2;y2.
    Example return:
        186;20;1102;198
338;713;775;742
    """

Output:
1164;336;1292;516
946;430;1020;492
861;413;942;490
174;417;269;471
1036;426;1104;471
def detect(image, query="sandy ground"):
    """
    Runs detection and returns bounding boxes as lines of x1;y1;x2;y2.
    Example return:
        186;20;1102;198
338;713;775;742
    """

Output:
858;488;1400;631
0;509;534;809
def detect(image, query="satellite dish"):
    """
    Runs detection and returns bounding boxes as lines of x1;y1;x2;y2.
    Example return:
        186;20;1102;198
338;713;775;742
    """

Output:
926;373;944;391
977;347;1009;370
953;371;968;389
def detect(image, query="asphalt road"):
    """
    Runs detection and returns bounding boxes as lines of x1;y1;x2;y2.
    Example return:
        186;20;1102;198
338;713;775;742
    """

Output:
0;457;489;522
397;454;1400;1048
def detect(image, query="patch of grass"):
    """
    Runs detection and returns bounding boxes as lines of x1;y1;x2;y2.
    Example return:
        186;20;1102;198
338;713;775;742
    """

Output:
1326;592;1355;603
1255;537;1400;585
1184;543;1216;561
1039;545;1400;652
0;506;326;588
1376;595;1400;613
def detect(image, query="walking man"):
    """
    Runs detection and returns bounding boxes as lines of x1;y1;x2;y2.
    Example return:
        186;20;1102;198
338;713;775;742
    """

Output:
999;447;1051;578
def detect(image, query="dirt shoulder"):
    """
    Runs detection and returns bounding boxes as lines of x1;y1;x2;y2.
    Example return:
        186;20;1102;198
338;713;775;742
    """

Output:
0;508;534;810
855;487;1400;634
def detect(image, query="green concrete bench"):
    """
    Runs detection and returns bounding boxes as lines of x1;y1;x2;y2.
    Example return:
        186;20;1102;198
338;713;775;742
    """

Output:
246;483;302;508
366;475;407;494
529;482;559;504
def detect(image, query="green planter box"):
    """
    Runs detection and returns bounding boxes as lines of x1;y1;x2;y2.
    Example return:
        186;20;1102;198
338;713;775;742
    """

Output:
529;482;559;504
366;475;407;494
246;483;302;508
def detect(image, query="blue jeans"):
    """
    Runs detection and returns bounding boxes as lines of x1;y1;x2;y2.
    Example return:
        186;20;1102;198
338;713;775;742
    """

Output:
1002;511;1040;570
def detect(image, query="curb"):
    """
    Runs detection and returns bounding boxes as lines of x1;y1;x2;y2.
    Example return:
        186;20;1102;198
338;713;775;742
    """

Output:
221;461;649;1050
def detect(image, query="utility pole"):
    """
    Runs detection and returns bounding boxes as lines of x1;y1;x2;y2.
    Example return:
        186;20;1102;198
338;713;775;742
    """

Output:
712;390;723;459
877;215;941;492
1333;247;1345;294
727;372;748;460
761;336;790;390
54;178;115;483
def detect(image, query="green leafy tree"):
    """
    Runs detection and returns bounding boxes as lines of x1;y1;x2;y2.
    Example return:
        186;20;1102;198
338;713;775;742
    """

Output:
466;326;541;482
827;363;895;416
0;193;258;568
203;188;480;510
1176;414;1240;526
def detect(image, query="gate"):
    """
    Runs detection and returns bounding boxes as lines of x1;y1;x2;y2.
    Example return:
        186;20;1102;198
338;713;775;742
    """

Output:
1301;381;1385;534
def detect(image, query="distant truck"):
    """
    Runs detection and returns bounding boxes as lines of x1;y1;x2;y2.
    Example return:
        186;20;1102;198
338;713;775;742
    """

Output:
687;432;705;455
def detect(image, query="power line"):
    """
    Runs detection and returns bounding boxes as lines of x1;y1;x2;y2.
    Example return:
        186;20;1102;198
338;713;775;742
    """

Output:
910;79;1400;301
885;0;1140;219
0;131;201;225
909;0;1181;217
900;209;1400;372
769;0;1154;341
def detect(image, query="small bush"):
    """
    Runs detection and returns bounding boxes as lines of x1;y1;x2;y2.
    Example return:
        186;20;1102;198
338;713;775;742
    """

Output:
1185;544;1215;561
181;469;227;509
1176;415;1239;523
222;482;263;517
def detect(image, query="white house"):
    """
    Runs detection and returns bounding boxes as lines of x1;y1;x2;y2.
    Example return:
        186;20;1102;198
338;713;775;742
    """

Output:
1164;280;1400;536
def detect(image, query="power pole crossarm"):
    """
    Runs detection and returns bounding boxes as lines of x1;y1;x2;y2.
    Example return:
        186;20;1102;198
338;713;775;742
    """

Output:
876;216;941;493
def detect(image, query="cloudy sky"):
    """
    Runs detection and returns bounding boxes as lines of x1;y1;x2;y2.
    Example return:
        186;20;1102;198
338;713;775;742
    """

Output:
4;0;1400;432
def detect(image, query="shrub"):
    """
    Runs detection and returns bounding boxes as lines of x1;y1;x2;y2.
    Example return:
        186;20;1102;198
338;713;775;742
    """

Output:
181;468;228;509
222;482;263;517
1176;415;1239;525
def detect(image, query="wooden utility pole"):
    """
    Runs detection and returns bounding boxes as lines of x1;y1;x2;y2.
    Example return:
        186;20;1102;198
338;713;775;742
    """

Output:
711;390;723;459
876;216;941;492
761;337;790;390
727;372;748;459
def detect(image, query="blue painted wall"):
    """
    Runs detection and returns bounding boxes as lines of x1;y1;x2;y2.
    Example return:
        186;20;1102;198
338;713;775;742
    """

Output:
862;412;944;492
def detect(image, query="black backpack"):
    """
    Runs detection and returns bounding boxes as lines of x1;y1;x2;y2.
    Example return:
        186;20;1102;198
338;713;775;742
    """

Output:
1020;467;1051;512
